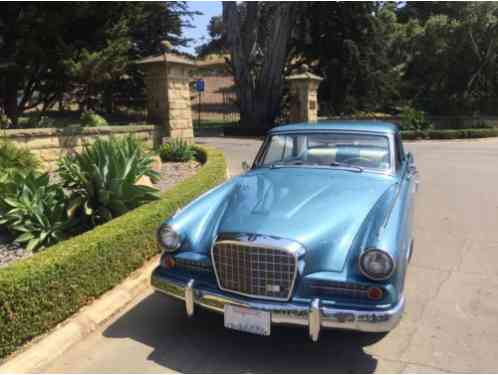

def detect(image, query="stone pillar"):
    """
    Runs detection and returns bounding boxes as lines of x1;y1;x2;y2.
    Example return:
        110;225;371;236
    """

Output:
139;53;195;143
286;65;323;123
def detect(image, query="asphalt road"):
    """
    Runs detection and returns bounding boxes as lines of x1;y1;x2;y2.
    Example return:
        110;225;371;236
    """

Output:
40;137;498;373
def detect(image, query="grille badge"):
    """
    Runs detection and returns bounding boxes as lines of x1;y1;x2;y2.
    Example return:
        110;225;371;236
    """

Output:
266;284;280;292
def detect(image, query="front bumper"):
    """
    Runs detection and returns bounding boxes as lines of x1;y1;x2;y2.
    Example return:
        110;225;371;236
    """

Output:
151;267;405;341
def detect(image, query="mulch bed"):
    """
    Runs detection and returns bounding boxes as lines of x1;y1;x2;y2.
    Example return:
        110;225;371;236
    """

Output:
0;231;32;268
156;160;201;193
0;160;201;268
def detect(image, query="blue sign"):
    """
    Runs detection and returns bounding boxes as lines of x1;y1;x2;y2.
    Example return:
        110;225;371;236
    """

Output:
195;79;205;92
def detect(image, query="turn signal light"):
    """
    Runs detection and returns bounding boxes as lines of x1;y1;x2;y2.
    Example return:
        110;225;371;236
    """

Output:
367;287;383;300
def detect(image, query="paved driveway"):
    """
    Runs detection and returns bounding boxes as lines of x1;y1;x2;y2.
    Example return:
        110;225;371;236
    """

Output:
41;137;498;373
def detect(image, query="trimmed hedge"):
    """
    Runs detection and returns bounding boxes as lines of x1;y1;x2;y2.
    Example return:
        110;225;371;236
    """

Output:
402;128;498;140
0;145;227;360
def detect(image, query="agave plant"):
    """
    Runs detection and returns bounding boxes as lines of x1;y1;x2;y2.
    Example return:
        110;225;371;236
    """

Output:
0;138;40;172
0;171;73;251
58;135;160;228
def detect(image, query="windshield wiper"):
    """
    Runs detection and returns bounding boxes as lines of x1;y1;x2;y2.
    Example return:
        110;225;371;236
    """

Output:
329;162;363;172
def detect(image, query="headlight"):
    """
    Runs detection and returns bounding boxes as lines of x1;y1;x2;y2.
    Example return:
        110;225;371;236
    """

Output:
157;224;182;252
359;249;395;281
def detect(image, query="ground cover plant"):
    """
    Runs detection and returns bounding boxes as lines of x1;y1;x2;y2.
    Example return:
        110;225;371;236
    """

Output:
159;138;194;162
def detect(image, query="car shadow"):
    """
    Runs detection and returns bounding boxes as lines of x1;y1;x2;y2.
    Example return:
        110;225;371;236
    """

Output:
103;293;387;373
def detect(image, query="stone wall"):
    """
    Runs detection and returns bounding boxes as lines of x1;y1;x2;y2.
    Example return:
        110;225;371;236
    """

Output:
0;125;158;171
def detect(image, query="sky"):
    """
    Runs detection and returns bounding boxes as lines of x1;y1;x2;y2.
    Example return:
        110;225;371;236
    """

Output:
179;1;222;56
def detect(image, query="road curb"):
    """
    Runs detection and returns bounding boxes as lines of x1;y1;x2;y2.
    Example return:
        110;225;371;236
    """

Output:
0;255;160;374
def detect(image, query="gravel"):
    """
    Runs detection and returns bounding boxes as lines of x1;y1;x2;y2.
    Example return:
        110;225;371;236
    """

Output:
157;160;201;193
0;231;32;268
0;160;201;268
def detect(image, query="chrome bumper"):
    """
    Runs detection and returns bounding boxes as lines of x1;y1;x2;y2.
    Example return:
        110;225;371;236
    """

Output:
151;268;404;342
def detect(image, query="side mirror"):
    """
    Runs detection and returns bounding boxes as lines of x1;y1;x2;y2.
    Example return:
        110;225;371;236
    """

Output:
241;161;250;172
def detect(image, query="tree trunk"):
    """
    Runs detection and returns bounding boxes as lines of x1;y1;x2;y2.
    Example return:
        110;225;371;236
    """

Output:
223;2;296;134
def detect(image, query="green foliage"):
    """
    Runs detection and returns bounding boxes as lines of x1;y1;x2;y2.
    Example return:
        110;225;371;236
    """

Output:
401;128;498;140
0;145;226;360
20;113;55;129
58;136;160;228
80;111;108;127
159;138;194;162
0;171;73;252
395;3;498;115
1;3;196;123
195;16;225;57
0;113;12;129
399;106;432;132
293;2;398;115
0;138;40;172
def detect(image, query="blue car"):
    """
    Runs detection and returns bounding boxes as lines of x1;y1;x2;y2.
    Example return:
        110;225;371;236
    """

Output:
151;122;418;341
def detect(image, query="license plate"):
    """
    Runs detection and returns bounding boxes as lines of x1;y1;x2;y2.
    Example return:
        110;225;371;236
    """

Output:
224;305;271;336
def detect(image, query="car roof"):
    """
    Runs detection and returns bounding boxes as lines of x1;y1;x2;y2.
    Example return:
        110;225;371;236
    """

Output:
269;121;399;135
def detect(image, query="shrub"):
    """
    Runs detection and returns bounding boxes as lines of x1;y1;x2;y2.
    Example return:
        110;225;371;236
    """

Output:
22;113;54;128
159;138;194;162
58;135;160;228
0;145;226;359
80;110;108;127
0;171;74;251
399;106;432;132
0;113;12;129
401;128;498;140
0;138;40;172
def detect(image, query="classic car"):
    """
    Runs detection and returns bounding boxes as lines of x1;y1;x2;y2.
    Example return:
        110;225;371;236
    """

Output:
151;121;418;341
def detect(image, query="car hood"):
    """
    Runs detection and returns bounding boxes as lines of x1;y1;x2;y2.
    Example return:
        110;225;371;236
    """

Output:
218;167;396;273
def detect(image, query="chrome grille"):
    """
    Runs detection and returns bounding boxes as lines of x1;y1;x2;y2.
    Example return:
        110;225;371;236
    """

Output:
212;240;298;301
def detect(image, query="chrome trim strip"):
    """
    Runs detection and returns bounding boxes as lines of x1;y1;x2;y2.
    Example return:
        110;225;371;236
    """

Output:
309;298;321;342
151;269;405;338
185;279;195;317
210;233;304;302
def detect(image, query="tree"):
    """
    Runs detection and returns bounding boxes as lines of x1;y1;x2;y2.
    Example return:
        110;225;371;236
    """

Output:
223;2;297;133
400;2;498;114
0;4;72;124
128;2;197;58
0;2;196;124
195;15;225;57
292;2;399;115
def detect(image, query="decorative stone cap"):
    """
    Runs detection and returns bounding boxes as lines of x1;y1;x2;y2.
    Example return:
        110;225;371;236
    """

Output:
195;54;230;68
136;53;195;66
286;64;323;81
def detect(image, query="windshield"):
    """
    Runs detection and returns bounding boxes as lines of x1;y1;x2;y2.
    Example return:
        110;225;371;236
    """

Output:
258;132;391;171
